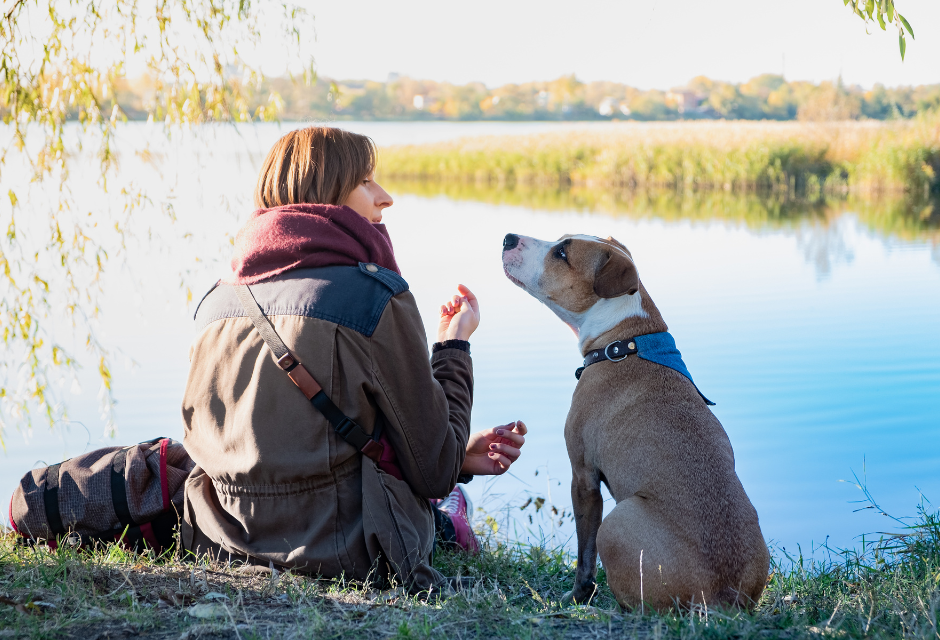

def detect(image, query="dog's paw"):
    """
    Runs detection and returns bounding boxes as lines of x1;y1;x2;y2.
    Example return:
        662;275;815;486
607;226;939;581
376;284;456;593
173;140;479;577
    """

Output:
561;581;598;606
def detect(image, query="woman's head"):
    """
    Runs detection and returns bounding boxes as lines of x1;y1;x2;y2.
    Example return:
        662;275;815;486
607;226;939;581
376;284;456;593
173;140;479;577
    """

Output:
254;127;392;222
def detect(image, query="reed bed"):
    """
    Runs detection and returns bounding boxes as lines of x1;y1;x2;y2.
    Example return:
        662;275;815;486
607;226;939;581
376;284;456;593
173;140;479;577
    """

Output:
377;119;940;195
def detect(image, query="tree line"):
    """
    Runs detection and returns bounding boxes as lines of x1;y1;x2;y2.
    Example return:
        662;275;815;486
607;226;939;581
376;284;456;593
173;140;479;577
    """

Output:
110;73;940;123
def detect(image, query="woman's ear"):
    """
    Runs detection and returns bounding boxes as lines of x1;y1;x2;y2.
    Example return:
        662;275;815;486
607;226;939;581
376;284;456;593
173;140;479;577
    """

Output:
593;250;639;298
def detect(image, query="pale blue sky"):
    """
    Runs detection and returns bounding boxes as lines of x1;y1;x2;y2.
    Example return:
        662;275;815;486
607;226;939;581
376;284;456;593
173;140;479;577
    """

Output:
301;0;939;89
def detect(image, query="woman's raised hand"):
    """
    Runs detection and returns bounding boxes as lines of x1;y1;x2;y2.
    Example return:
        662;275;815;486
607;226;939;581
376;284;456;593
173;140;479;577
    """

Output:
460;421;527;476
437;284;480;342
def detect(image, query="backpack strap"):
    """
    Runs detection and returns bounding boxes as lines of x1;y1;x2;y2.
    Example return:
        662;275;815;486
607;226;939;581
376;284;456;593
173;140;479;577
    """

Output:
42;463;66;537
159;438;170;511
111;448;137;529
233;284;385;463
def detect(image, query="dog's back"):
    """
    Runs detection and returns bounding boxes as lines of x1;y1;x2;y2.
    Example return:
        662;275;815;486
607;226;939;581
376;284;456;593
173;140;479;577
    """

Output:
569;356;768;608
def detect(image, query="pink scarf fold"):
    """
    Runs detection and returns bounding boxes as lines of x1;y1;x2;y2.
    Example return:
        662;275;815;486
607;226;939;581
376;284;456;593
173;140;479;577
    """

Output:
225;203;400;285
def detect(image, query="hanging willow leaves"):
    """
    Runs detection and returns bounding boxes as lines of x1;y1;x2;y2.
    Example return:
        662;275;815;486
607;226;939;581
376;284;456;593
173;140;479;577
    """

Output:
842;0;914;59
0;0;314;444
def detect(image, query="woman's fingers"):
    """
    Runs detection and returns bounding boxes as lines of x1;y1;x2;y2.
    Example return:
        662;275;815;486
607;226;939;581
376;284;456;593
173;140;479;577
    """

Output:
493;427;525;448
441;301;459;316
457;284;480;314
488;442;521;461
487;451;512;471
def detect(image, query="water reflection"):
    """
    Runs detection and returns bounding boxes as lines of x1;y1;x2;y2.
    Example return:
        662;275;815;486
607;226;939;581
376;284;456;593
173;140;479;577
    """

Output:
2;125;938;560
384;180;940;274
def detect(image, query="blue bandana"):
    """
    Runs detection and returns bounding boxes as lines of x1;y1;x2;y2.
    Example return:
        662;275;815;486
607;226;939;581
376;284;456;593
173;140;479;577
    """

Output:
577;331;715;406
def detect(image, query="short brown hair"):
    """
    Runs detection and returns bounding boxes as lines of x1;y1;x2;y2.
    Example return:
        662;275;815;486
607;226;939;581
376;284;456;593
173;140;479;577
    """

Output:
254;127;376;209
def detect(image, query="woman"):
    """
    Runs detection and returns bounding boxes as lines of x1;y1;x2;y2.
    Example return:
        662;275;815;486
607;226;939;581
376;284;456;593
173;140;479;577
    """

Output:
180;126;526;591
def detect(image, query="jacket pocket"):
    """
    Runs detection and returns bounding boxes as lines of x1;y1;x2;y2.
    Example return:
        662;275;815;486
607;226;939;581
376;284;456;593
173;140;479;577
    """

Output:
360;458;441;591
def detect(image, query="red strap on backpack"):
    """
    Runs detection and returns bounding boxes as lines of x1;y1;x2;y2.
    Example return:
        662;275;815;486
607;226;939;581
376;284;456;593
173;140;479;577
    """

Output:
159;438;170;511
9;495;19;535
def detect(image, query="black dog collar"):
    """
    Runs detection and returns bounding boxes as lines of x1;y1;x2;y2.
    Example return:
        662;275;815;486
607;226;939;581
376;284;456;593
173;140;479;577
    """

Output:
575;338;639;380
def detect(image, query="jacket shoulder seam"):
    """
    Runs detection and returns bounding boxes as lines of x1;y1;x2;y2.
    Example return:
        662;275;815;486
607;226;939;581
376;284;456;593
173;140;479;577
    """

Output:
358;263;409;296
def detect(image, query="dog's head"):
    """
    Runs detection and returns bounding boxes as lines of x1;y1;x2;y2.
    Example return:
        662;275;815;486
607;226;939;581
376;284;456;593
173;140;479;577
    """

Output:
502;233;653;350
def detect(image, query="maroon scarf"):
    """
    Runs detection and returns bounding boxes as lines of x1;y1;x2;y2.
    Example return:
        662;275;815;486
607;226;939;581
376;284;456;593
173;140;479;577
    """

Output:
225;203;400;285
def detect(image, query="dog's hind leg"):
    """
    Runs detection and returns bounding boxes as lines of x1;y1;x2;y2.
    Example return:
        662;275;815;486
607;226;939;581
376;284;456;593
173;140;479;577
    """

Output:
597;498;711;612
562;468;604;605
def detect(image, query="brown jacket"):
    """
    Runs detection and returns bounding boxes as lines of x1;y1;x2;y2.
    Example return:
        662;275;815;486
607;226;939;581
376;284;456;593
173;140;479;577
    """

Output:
180;263;473;588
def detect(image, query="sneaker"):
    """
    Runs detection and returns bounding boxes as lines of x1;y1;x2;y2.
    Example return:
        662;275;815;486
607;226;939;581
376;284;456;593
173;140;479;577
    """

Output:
436;485;479;554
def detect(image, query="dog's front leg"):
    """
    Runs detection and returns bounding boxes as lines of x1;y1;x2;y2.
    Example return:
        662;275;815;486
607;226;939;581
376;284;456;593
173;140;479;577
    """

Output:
562;468;603;605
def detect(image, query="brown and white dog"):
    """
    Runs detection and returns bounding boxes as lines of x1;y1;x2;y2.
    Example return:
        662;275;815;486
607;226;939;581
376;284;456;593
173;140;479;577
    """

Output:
502;233;769;611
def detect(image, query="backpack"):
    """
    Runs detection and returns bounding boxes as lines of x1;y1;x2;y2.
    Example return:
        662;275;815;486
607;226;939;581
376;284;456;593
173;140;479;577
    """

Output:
9;437;195;552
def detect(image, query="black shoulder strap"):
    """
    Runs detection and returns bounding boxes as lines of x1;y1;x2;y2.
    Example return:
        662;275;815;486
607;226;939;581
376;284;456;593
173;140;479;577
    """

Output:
111;448;137;528
42;463;66;537
233;284;385;462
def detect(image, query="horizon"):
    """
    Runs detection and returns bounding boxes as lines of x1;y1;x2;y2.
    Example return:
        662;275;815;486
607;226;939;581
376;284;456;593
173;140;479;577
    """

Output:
309;72;938;92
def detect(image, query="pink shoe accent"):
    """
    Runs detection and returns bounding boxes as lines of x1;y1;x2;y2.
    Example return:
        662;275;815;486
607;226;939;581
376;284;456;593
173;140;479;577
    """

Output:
438;486;479;554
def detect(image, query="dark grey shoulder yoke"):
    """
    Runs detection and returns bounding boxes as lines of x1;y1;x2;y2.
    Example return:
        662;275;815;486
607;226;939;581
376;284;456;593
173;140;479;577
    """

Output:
194;263;409;337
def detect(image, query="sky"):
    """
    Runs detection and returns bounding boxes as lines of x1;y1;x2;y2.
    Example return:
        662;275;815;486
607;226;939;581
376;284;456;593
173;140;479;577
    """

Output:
299;0;940;89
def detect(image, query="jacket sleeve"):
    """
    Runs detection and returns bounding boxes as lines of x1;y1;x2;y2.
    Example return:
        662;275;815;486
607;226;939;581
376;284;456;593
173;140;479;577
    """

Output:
369;291;473;499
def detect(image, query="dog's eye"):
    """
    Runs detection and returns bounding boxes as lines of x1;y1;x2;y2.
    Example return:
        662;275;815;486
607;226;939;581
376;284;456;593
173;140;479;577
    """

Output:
554;246;568;262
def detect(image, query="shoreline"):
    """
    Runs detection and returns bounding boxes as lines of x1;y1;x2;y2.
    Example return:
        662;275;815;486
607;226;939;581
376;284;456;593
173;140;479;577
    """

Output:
3;510;939;639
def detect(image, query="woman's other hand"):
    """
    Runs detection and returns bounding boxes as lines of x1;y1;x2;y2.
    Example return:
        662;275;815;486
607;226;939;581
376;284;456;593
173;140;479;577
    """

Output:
461;420;527;476
437;284;480;342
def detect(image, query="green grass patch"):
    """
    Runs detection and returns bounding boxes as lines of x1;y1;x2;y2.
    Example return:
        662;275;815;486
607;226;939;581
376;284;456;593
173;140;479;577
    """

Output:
4;502;940;639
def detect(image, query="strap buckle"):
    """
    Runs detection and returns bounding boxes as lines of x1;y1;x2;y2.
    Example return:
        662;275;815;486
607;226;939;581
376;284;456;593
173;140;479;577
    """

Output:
335;417;384;462
604;341;631;362
276;352;298;371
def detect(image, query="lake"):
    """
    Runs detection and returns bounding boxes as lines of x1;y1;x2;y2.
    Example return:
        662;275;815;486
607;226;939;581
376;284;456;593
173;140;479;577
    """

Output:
2;121;939;559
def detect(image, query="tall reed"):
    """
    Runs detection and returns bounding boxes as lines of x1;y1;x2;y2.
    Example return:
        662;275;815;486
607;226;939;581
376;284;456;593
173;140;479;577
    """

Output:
378;118;940;195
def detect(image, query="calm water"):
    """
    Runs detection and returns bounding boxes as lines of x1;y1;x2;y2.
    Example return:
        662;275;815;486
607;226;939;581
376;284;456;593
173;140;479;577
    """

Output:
2;122;939;558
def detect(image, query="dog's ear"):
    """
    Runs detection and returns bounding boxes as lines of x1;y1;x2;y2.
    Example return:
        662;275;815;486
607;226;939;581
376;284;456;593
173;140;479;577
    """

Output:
593;249;639;298
604;236;632;257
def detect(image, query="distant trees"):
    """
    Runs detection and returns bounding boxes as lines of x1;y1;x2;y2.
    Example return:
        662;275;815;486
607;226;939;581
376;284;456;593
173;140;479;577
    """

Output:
798;82;864;122
220;74;940;123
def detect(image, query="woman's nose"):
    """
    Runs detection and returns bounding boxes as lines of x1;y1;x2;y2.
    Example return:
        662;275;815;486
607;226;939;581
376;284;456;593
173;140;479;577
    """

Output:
376;187;393;209
503;234;520;251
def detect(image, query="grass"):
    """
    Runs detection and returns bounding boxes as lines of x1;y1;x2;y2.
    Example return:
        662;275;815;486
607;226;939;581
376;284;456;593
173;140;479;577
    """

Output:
4;498;940;639
376;118;940;195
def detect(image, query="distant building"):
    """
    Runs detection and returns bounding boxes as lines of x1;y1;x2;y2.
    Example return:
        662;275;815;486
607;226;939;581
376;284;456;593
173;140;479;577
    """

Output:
387;72;400;83
665;90;704;113
413;95;425;110
598;97;616;116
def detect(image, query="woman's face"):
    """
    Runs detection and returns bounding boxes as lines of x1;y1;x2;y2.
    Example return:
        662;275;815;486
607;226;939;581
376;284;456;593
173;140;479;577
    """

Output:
343;173;393;224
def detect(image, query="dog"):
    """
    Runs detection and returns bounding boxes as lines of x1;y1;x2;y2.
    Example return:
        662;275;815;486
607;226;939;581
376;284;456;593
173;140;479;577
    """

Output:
502;233;769;611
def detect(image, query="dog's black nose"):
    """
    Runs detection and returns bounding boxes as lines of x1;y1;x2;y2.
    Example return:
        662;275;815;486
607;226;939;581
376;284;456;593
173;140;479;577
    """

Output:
503;233;519;251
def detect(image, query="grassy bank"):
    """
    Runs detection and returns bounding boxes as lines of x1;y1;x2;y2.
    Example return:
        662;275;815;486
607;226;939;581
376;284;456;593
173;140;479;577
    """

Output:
377;120;940;195
3;508;940;639
385;180;940;245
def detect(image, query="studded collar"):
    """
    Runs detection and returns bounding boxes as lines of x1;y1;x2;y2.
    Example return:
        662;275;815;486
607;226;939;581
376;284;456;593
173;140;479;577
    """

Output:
575;338;639;380
574;331;715;406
